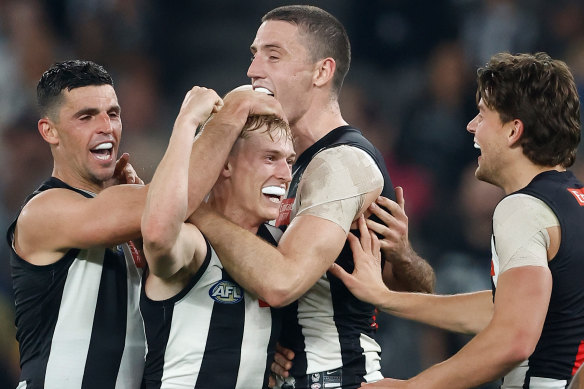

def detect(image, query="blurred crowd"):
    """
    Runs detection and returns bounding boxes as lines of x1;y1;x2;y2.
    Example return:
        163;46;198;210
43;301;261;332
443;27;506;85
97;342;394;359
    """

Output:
1;0;583;387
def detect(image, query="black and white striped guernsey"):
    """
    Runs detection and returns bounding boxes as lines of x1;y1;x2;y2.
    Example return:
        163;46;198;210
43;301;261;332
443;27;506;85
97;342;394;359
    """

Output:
7;177;146;389
278;126;394;388
140;223;282;389
492;171;584;388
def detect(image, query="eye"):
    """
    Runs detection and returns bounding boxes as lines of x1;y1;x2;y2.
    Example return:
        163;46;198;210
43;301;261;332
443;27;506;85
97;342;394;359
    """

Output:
79;115;91;121
109;111;120;119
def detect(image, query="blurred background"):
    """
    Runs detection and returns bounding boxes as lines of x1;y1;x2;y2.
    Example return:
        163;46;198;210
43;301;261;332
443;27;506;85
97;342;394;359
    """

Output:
1;0;583;387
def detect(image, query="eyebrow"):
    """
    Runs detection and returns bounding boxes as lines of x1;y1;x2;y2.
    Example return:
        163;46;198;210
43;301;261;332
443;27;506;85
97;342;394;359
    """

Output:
250;43;283;53
73;105;121;118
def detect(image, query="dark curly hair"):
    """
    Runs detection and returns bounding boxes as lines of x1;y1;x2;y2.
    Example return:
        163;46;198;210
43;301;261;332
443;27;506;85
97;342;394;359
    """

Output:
476;52;581;167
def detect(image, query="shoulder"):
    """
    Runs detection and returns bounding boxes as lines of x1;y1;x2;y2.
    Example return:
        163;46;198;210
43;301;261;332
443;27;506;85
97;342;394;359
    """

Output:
494;194;557;227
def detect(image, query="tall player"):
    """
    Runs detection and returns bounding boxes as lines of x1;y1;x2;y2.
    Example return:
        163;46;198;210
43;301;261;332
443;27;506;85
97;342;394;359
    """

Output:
192;6;434;388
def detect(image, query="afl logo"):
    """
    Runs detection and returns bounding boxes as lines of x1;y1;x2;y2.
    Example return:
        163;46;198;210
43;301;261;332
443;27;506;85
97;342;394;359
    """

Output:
209;280;243;304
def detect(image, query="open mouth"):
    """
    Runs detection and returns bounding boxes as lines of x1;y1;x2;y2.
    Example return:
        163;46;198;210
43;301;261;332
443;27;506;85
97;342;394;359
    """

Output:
262;185;285;203
91;142;113;160
254;87;274;97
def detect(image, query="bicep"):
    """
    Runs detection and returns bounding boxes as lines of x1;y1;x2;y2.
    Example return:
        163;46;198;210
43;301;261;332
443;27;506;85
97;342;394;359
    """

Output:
144;222;206;278
278;214;348;285
492;266;552;343
16;185;147;258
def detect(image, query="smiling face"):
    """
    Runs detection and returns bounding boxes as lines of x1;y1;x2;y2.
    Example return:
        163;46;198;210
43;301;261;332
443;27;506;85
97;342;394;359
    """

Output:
221;125;295;229
248;20;316;126
466;98;510;187
43;84;122;190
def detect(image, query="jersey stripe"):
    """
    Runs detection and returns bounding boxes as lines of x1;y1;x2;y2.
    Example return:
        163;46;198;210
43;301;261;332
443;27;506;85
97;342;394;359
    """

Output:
44;254;103;388
196;270;245;388
82;248;128;388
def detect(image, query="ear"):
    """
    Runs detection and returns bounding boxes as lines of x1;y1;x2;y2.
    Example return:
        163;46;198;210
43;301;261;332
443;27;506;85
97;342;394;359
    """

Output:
313;57;336;88
221;159;233;178
507;119;524;147
38;118;59;145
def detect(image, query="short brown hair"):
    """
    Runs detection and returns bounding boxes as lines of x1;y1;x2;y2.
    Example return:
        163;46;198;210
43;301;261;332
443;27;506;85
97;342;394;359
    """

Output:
476;52;581;167
262;5;350;97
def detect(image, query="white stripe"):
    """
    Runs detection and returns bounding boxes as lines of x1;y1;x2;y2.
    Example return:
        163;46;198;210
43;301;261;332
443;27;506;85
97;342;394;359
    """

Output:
235;292;273;389
115;244;146;388
159;259;220;386
300;276;343;373
360;333;382;380
528;376;568;388
44;250;103;388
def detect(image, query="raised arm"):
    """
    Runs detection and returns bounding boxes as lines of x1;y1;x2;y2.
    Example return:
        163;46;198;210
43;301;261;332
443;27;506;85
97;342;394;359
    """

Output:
367;187;435;293
142;86;222;278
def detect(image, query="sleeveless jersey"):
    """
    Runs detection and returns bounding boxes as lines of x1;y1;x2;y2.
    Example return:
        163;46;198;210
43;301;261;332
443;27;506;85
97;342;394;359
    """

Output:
491;171;584;388
277;126;395;388
140;223;282;389
7;177;145;389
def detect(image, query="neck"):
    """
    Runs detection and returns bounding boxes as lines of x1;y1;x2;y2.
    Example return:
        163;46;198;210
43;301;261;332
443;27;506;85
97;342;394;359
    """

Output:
52;166;106;194
501;162;565;195
207;193;260;234
291;99;347;156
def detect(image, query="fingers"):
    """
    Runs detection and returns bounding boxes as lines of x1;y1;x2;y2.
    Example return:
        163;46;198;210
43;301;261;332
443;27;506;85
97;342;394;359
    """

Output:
275;343;295;360
371;230;381;261
113;153;130;177
328;262;350;283
394;186;405;210
356;215;371;253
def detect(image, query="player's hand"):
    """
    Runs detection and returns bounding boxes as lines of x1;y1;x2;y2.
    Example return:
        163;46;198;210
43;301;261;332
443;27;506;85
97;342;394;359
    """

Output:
175;86;223;131
366;187;412;265
106;153;144;187
361;378;408;387
220;85;286;126
268;343;295;388
329;215;386;306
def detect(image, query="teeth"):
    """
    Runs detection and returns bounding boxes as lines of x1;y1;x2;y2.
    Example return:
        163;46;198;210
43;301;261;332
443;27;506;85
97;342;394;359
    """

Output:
262;186;285;196
94;142;113;150
474;142;480;149
254;87;274;96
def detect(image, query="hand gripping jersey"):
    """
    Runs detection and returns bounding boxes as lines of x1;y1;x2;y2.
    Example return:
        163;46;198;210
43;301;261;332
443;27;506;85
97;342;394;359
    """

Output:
140;223;283;389
276;126;395;389
491;171;584;388
7;177;145;389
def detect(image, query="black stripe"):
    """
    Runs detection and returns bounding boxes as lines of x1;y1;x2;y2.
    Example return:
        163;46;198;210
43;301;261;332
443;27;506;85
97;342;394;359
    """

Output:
82;248;128;389
195;270;245;388
140;268;174;389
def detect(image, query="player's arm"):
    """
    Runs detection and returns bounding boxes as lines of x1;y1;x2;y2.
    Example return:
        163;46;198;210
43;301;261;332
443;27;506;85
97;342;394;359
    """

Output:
14;182;149;265
331;216;493;335
193;146;383;307
142;86;222;278
366;188;435;293
362;266;551;389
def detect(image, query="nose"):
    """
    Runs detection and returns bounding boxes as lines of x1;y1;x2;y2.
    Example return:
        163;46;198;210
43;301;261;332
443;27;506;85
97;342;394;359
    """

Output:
467;115;478;134
247;55;264;81
276;159;292;183
98;112;114;134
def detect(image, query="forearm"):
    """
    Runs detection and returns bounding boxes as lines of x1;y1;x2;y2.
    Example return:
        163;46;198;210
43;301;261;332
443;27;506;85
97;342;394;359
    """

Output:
409;322;526;388
186;98;251;215
378;290;493;335
191;209;336;307
383;247;435;293
192;208;294;305
142;125;194;253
